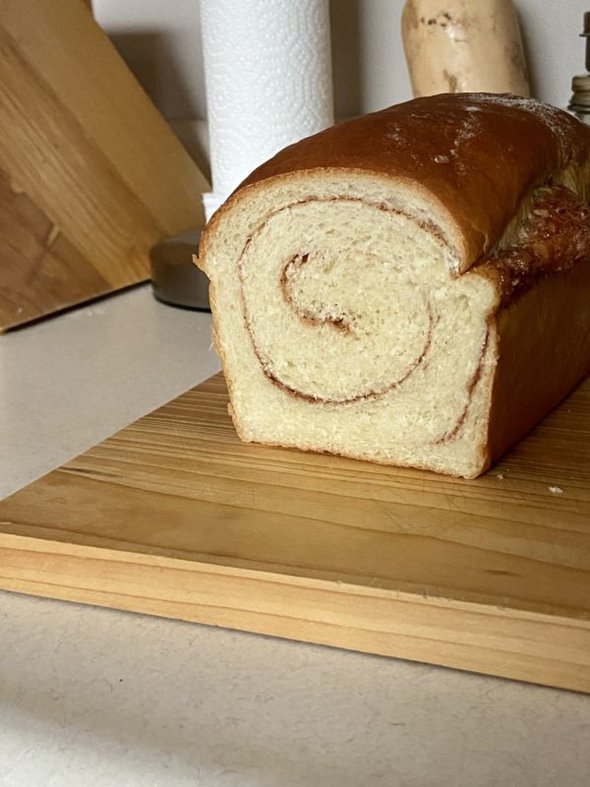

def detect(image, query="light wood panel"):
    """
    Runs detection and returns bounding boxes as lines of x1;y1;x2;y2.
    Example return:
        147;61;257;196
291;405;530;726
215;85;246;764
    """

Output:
0;373;589;692
0;0;208;330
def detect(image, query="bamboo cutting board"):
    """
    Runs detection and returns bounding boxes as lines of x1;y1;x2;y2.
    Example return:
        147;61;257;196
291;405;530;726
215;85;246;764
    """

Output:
0;373;589;693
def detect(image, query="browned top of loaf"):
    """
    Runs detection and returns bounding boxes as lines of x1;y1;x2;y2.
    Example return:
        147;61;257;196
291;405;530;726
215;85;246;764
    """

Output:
241;93;590;272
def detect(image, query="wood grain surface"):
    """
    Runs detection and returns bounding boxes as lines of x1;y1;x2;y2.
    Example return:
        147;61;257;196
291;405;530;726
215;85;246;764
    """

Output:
0;0;208;330
0;373;589;692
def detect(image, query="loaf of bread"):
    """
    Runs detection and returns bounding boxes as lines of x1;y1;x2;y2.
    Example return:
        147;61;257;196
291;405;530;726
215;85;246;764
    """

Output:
197;93;590;478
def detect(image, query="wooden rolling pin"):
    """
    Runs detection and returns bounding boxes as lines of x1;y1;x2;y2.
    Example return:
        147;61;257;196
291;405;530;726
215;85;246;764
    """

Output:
402;0;530;97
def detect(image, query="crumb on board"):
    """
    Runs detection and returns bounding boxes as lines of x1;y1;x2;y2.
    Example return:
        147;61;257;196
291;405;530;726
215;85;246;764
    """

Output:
548;485;564;494
496;473;505;480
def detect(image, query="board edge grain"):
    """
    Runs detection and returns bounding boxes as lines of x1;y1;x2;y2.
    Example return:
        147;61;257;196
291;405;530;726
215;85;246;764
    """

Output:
1;532;588;694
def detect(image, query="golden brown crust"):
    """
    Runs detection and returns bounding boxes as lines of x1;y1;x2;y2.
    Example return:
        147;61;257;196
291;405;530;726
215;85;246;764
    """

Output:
486;257;590;462
238;93;590;272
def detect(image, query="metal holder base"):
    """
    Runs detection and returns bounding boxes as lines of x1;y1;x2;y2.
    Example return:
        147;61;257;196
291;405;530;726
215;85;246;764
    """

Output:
150;229;210;311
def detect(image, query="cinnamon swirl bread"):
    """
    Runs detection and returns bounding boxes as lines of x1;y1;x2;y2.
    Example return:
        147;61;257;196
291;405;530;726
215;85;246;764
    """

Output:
197;93;590;478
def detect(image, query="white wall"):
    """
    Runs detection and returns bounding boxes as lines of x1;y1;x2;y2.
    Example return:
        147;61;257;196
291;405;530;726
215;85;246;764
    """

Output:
94;0;589;122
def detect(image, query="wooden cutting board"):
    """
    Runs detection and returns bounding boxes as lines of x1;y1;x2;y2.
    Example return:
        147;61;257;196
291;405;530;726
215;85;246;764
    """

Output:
0;0;208;330
0;373;589;693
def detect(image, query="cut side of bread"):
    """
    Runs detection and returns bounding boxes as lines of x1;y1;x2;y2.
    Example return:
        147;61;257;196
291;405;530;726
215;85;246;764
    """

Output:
198;93;590;478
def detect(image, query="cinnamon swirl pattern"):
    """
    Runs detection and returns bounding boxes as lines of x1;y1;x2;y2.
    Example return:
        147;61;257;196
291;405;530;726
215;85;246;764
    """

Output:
236;194;492;446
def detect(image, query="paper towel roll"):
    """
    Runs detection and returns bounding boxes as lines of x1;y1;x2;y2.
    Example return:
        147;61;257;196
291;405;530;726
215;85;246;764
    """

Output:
200;0;334;220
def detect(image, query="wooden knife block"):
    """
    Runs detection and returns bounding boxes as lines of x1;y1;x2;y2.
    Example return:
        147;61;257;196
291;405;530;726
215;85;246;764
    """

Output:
0;0;209;330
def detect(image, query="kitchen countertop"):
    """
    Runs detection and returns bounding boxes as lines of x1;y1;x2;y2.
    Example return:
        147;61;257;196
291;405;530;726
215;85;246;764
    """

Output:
1;284;589;787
